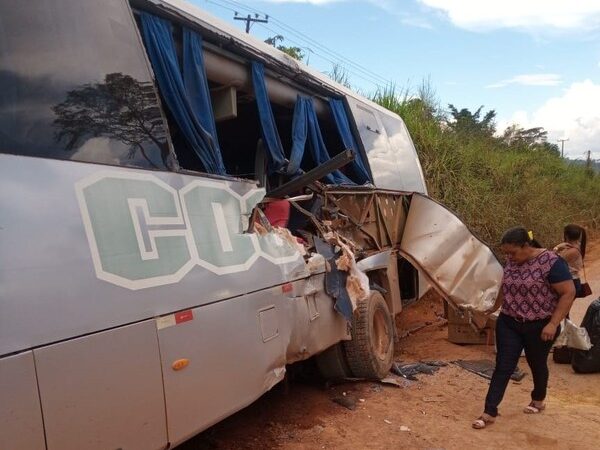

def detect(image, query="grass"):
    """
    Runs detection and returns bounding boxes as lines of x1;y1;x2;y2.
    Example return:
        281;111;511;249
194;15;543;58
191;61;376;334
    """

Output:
372;85;600;248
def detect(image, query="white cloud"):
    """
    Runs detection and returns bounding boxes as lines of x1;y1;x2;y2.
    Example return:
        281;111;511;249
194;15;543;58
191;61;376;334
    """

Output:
499;80;600;158
418;0;600;32
486;74;562;89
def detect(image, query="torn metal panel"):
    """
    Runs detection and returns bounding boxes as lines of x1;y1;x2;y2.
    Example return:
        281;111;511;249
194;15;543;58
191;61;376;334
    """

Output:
400;193;503;313
285;282;351;364
356;250;393;272
321;187;409;252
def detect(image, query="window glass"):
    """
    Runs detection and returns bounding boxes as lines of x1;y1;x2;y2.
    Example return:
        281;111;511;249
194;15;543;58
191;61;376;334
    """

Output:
0;0;175;170
379;113;427;193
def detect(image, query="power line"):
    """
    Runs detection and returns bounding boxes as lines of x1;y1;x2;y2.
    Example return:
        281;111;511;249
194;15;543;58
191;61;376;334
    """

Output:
204;0;392;88
257;23;385;90
222;0;391;85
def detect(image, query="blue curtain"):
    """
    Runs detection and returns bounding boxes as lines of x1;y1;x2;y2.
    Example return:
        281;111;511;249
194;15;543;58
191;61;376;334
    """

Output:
329;98;371;184
140;13;226;175
290;96;352;185
183;29;222;162
251;62;287;174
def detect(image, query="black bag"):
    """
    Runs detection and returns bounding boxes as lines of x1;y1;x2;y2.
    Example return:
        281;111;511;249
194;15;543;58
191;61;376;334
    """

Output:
580;282;592;298
552;346;572;364
571;299;600;373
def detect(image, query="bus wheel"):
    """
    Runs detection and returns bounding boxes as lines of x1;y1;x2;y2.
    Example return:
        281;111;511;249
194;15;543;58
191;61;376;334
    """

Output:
344;291;394;379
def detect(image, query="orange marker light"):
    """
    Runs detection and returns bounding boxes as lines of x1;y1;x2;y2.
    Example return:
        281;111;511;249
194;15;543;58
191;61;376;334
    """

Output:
172;358;190;371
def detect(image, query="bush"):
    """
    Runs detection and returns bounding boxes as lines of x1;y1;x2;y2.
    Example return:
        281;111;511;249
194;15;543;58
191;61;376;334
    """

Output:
372;84;600;249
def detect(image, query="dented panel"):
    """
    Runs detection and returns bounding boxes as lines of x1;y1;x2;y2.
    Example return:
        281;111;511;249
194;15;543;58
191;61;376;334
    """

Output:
156;279;348;447
400;194;503;312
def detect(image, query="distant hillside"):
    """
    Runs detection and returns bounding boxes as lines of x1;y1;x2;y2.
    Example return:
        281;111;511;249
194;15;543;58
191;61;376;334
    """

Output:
566;158;600;173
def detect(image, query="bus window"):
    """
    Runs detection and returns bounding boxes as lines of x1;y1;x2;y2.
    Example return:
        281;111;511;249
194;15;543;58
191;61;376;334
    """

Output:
378;113;427;193
0;0;175;170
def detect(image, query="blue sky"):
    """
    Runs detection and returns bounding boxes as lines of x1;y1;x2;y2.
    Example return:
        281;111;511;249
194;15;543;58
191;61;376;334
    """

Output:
193;0;600;159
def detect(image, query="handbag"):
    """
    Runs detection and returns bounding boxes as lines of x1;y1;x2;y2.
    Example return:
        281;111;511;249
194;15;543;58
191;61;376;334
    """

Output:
576;248;592;298
580;281;592;298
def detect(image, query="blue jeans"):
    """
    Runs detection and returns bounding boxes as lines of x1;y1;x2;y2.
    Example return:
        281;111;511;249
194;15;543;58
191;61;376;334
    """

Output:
484;313;560;417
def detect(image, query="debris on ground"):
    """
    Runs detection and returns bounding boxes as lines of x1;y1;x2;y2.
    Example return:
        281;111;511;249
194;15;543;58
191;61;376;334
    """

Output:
379;376;413;388
391;361;446;380
422;395;446;403
452;359;526;381
331;395;357;410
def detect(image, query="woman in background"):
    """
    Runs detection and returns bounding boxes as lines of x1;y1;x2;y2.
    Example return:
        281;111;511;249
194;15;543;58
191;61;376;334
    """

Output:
472;227;575;429
554;224;587;298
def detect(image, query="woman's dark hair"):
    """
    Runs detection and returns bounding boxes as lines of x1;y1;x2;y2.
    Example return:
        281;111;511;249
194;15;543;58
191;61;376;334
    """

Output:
500;226;543;248
564;224;587;259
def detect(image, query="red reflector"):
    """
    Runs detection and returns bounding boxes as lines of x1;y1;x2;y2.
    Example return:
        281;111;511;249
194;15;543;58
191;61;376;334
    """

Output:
282;283;293;293
175;310;194;324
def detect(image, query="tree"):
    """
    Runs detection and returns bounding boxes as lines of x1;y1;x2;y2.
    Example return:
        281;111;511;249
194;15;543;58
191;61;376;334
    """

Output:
52;73;171;168
502;124;560;155
447;104;496;137
265;35;305;61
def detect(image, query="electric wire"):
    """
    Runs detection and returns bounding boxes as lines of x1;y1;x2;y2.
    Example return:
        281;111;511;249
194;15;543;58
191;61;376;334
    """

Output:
202;0;391;89
216;0;391;85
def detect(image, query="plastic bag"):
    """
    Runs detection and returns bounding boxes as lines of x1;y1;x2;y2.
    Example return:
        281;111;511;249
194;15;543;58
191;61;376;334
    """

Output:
554;318;592;351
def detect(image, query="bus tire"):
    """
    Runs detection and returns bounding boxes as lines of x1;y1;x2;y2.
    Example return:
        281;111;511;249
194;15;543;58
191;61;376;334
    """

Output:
343;291;394;379
315;342;353;380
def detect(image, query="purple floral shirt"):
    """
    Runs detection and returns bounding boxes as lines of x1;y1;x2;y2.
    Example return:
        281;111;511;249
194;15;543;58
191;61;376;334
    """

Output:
501;250;566;321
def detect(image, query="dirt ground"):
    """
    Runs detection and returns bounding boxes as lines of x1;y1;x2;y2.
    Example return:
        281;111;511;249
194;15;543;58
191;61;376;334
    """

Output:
182;242;600;450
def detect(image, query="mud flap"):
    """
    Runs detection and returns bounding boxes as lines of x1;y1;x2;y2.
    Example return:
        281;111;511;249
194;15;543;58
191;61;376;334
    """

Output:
399;193;503;313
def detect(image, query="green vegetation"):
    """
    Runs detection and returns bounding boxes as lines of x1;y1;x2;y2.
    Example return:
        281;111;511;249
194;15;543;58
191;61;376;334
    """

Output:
264;35;305;61
372;84;600;247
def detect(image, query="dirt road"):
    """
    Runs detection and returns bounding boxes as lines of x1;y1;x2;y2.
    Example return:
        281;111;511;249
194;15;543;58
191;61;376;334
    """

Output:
182;242;600;450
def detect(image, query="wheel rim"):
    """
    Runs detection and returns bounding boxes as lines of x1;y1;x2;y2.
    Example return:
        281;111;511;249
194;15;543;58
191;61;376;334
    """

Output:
372;306;391;361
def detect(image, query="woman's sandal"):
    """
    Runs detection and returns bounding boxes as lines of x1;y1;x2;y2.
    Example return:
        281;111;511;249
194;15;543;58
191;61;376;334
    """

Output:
472;415;495;429
523;402;546;414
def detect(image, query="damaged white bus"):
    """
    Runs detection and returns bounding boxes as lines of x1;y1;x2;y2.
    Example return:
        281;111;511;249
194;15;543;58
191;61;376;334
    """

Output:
0;1;502;449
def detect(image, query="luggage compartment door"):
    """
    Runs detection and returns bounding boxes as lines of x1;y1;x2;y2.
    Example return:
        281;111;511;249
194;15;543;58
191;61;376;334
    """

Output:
156;289;289;447
34;321;167;450
0;351;46;450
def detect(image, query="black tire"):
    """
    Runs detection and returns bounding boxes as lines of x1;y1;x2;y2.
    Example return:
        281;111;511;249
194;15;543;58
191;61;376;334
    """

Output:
343;291;394;379
315;343;353;380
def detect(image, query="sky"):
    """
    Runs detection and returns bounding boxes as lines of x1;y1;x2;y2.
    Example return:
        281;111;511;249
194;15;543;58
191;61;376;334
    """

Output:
193;0;600;160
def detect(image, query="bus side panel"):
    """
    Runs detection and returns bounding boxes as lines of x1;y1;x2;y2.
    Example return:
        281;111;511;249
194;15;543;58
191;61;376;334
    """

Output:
286;274;351;362
0;154;304;357
34;320;167;450
0;352;46;450
157;287;289;446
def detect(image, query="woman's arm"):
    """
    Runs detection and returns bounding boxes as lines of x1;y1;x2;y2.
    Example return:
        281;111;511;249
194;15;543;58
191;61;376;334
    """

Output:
486;289;504;315
541;280;576;341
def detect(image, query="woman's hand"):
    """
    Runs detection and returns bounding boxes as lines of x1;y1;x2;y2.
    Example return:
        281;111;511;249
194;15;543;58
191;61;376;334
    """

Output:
541;322;558;341
485;290;504;316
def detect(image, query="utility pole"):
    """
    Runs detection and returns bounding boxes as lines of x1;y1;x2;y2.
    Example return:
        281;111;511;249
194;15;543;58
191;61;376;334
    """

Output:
557;138;569;158
586;150;592;170
234;12;268;34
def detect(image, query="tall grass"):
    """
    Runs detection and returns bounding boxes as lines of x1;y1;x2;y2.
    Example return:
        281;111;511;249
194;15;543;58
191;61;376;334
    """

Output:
372;85;600;248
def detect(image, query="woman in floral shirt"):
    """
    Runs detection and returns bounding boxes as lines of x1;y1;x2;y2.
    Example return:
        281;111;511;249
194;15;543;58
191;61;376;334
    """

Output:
472;227;575;429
